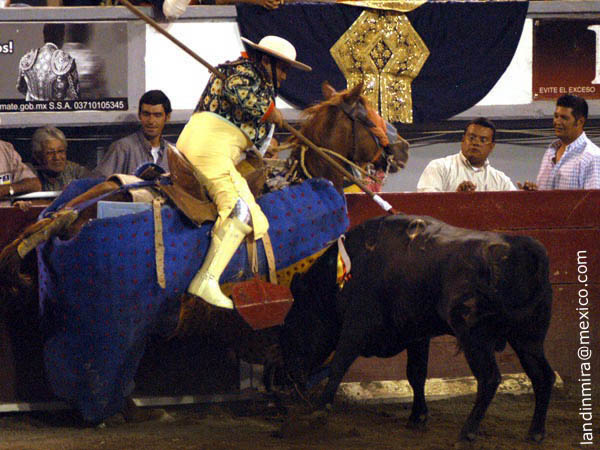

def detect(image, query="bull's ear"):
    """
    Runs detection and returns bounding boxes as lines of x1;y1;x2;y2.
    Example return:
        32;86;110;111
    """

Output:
345;82;364;105
322;81;336;100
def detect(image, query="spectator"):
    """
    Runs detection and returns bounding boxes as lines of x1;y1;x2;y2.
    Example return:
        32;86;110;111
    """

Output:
0;140;41;198
29;126;94;191
17;23;80;101
524;94;600;190
95;90;172;176
417;117;516;192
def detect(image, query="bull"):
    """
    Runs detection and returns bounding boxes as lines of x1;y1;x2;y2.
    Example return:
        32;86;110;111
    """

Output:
280;213;555;444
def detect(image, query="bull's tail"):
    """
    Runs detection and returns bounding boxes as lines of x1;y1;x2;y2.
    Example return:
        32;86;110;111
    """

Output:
0;219;49;312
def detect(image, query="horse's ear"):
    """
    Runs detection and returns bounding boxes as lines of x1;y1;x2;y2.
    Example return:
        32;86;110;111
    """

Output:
345;82;364;105
322;81;337;100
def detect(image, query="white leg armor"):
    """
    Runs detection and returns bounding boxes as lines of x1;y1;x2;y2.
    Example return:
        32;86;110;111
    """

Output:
187;199;252;309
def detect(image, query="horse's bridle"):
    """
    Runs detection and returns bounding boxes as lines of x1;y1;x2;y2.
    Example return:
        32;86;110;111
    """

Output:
338;100;384;167
290;99;388;183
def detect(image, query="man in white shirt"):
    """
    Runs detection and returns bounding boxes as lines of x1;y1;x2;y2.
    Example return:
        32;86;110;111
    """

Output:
417;117;516;192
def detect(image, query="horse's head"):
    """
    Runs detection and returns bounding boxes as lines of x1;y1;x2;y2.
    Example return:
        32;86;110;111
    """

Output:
294;82;409;189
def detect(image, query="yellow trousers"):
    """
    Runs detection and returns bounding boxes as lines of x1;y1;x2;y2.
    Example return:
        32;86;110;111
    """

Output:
176;112;269;239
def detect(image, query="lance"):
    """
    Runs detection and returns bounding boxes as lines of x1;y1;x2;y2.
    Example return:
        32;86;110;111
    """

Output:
118;0;398;215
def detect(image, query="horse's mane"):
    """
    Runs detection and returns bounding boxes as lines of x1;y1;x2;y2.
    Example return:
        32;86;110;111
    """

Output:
298;87;370;134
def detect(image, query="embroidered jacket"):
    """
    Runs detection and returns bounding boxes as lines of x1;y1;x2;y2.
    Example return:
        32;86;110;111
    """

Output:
196;56;275;145
17;43;80;101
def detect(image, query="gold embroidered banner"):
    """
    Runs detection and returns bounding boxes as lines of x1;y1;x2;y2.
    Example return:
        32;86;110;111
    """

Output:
335;0;425;13
330;10;429;123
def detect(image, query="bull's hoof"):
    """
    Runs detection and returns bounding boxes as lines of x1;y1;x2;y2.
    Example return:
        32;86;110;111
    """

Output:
122;397;174;423
527;431;545;443
456;431;477;445
103;413;126;427
272;403;331;437
406;413;428;429
265;400;287;417
124;407;173;423
308;409;329;428
453;440;475;449
273;419;308;439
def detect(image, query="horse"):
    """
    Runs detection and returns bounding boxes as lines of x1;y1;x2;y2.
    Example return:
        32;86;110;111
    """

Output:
0;81;408;423
279;214;555;444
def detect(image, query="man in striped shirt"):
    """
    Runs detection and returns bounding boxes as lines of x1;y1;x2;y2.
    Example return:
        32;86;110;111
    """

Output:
533;95;600;190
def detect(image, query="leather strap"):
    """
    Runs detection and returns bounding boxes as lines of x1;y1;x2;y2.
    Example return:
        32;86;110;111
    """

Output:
247;237;258;274
153;196;167;289
245;231;277;284
262;232;277;284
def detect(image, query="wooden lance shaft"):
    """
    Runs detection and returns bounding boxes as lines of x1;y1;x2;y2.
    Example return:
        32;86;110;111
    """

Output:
118;0;225;80
118;0;397;215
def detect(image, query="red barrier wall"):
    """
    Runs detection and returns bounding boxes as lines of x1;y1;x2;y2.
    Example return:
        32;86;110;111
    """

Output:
0;190;598;404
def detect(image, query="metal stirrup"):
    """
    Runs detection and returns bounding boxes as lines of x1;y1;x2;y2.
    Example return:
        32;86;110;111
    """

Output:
230;198;251;225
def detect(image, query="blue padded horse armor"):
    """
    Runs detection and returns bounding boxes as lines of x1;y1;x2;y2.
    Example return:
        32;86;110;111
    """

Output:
37;178;349;422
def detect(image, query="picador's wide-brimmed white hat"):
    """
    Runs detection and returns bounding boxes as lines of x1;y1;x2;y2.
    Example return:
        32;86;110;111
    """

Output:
241;36;312;72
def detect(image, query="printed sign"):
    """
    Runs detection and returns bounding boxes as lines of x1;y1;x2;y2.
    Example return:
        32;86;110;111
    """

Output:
0;22;128;111
533;19;600;100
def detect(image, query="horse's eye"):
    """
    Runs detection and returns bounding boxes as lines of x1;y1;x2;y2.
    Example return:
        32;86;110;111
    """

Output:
358;112;375;128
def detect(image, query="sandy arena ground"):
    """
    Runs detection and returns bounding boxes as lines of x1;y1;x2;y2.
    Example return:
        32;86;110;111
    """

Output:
0;384;596;450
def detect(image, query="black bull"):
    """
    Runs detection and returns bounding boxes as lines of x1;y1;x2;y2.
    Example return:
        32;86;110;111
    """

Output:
280;213;555;443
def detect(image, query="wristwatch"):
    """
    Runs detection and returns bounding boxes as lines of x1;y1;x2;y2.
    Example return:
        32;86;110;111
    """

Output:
9;185;14;196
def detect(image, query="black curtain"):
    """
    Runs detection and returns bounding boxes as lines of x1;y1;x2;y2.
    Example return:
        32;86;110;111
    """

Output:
237;2;528;123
